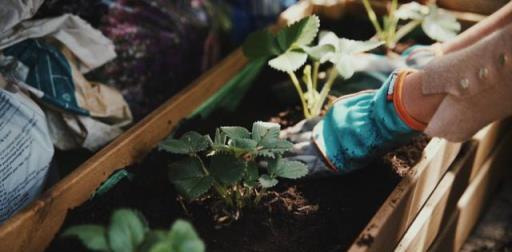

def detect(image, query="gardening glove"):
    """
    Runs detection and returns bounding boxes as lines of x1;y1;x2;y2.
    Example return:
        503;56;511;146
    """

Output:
283;69;425;175
351;43;443;74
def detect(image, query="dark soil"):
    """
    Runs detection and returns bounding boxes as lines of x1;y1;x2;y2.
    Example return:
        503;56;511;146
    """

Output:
45;14;433;252
46;63;428;252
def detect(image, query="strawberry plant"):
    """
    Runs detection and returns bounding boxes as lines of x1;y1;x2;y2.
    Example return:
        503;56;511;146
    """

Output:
242;15;382;119
62;209;204;252
361;0;461;48
159;121;308;213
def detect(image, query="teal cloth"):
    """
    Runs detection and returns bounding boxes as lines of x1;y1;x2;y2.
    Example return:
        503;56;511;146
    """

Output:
313;71;419;173
4;39;89;115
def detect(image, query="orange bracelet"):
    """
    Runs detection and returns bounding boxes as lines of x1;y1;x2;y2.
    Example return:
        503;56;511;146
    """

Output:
393;69;427;131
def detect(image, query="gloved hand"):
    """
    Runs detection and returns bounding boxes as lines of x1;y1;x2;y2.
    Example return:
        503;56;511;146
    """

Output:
351;43;443;74
282;69;424;176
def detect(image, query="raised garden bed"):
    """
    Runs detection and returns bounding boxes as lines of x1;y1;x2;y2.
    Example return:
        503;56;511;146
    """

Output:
0;1;487;251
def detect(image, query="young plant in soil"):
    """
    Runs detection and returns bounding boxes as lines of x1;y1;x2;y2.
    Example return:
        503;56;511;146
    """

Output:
242;15;382;119
361;0;461;48
159;121;308;220
62;208;204;252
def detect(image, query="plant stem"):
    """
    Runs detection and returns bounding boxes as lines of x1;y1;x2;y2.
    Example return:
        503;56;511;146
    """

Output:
254;188;267;206
395;20;422;43
194;154;234;207
387;0;399;48
287;71;311;118
312;62;320;90
362;0;383;38
303;65;314;94
312;67;338;116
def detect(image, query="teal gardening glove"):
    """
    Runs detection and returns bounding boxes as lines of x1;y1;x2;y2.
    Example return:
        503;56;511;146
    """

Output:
282;69;426;175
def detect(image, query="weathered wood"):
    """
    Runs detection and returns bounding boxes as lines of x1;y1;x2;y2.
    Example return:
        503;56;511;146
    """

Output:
428;128;512;252
0;1;484;252
394;142;477;252
0;49;248;252
348;139;462;252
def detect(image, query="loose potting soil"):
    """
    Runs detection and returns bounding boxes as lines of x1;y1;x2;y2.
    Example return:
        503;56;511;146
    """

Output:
46;65;428;252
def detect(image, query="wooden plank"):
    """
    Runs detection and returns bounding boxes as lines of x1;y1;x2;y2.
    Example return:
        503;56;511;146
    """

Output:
394;142;477;252
429;129;512;252
348;139;462;252
0;49;248;252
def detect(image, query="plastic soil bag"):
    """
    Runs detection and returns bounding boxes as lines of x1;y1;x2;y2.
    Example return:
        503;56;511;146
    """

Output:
0;83;54;224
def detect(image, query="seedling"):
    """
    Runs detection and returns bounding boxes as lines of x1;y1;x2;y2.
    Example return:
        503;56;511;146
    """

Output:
160;122;308;214
242;15;382;119
62;209;204;252
362;0;461;48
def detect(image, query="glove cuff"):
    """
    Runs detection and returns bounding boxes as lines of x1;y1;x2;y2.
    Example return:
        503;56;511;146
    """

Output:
391;69;427;131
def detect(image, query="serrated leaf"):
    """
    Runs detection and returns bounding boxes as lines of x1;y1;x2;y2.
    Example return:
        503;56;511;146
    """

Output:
396;2;428;20
272;158;309;179
159;139;192;154
209;154;245;185
229;138;258;150
422;7;460;42
242;30;280;59
259;174;278;188
168;220;205;252
301;44;335;63
256;150;276;159
169;157;213;199
252;121;280;142
268;50;308;72
221;126;251;139
181;132;211;153
244;162;259;187
108;209;148;252
214;128;227;146
276;15;320;51
259;139;293;153
62;225;109;251
159;131;211;154
334;54;355;79
338;38;383;54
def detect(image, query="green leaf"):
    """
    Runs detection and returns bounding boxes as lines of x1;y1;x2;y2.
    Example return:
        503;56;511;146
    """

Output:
259;139;293;153
301;44;335;63
422;6;460;42
159;139;192;155
252;121;280;142
244;162;259;187
221;126;251;139
181;132;211;153
169;157;214;199
259;174;279;188
395;2;428;20
108;209;148;252
338;38;383;54
276;15;320;51
159;131;211;154
272;158;309;179
209;154;245;185
139;230;168;252
214;128;227;146
229;138;258;150
62;225;109;251
169;220;205;252
148;242;173;252
242;30;280;59
268;50;308;72
334;54;355;79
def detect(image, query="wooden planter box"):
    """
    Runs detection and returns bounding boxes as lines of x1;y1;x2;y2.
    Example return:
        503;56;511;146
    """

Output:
394;120;511;252
0;1;488;251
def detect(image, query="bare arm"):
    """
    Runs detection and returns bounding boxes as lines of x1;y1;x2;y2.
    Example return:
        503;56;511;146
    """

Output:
441;1;512;54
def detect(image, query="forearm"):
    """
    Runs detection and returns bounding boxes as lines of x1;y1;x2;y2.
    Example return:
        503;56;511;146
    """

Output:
441;1;512;54
402;22;512;140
